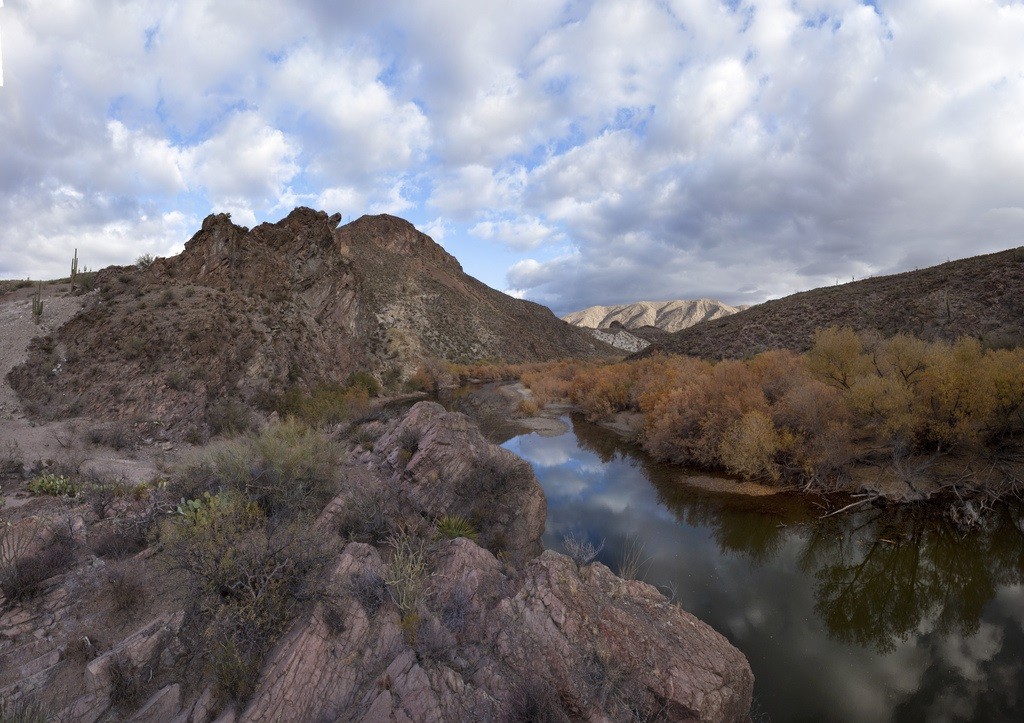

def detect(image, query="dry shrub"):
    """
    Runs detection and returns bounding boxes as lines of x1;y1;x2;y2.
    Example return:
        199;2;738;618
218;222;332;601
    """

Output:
108;652;147;708
107;564;147;613
516;398;540;416
718;411;782;481
0;520;77;601
643;360;766;467
347;570;388;616
276;383;370;428
207;399;257;437
807;326;872;389
168;498;332;703
90;526;148;560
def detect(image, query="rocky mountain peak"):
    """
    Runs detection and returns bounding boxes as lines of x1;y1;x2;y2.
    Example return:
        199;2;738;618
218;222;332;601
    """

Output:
337;213;461;270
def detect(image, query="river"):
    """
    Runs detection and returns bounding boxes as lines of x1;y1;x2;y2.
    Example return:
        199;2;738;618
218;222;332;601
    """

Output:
502;414;1024;722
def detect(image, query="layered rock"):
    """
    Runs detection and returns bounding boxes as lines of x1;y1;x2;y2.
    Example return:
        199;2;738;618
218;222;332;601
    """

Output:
239;539;753;722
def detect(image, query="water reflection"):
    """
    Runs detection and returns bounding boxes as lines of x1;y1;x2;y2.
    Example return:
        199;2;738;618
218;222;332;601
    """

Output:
504;415;1024;722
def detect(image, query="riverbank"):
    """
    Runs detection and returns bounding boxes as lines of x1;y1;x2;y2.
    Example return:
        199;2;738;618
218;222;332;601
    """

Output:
456;379;1022;517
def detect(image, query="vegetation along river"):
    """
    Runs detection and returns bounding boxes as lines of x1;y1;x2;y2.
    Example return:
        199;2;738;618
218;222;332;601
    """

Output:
502;414;1024;722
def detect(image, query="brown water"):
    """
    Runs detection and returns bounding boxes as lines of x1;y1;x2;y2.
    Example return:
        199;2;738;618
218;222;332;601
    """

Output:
503;414;1024;722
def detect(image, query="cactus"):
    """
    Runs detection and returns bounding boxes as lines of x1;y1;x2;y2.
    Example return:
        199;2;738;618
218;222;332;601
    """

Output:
31;281;43;324
70;248;79;290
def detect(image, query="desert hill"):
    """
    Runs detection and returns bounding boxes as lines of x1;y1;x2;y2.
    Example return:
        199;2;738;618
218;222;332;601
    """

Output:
8;208;612;435
563;298;743;332
639;246;1024;360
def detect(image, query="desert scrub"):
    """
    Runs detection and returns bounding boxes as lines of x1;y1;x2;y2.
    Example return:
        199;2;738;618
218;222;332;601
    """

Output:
167;500;332;702
206;399;257;437
27;473;78;497
275;381;371;428
0;519;77;600
436;514;477;541
172;419;342;520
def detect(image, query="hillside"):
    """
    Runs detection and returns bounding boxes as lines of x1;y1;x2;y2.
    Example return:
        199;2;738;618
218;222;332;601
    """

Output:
640;247;1024;360
8;208;613;435
563;298;742;332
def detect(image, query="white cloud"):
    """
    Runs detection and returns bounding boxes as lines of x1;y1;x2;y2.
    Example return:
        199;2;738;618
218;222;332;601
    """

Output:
470;216;561;250
2;0;1024;316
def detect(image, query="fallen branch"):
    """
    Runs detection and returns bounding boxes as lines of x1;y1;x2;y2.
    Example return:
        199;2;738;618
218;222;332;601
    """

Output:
819;495;879;519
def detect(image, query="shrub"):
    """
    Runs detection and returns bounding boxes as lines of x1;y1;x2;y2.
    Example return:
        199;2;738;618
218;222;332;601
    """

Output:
807;326;871;389
346;570;388;616
334;486;391;543
0;440;23;476
87;422;136;450
718;411;782;481
90;526;148;560
346;371;381;398
207;399;256;437
384;529;426;618
173;420;342;521
436;514;477;541
121;336;147;359
27;473;78;497
516;398;540;416
108;653;147;708
276;383;370;428
168;505;331;702
0;521;77;601
135;253;155;268
561;533;604;569
107;565;147;612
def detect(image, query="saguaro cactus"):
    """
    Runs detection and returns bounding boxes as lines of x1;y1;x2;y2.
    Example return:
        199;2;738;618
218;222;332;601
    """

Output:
31;282;43;324
70;248;79;291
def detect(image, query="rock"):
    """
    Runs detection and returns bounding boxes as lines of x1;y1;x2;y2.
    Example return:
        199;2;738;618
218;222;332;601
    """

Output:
375;401;546;560
131;683;182;722
241;536;752;722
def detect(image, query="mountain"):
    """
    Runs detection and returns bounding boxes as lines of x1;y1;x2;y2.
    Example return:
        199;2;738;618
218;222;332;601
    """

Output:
563;298;744;332
639;247;1024;360
9;208;613;433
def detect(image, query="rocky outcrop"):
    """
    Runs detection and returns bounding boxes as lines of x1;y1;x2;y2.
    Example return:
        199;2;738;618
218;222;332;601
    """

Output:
588;326;651;352
9;208;614;435
373;401;546;559
240;539;753;722
0;403;752;722
564;299;743;333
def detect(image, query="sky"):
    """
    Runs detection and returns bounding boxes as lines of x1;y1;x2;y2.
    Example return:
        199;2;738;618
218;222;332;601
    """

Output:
1;0;1023;315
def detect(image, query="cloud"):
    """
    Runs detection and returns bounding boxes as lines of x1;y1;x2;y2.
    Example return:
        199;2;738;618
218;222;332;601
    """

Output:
470;216;562;250
1;0;1023;317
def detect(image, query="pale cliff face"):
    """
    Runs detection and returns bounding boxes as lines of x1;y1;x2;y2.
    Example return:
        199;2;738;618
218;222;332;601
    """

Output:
563;298;743;333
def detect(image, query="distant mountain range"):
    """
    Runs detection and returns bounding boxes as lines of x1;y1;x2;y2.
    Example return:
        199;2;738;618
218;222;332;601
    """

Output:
638;247;1024;360
562;299;745;333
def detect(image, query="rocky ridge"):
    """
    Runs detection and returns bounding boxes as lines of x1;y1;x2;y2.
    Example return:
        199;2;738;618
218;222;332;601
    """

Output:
8;208;614;436
639;246;1024;360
